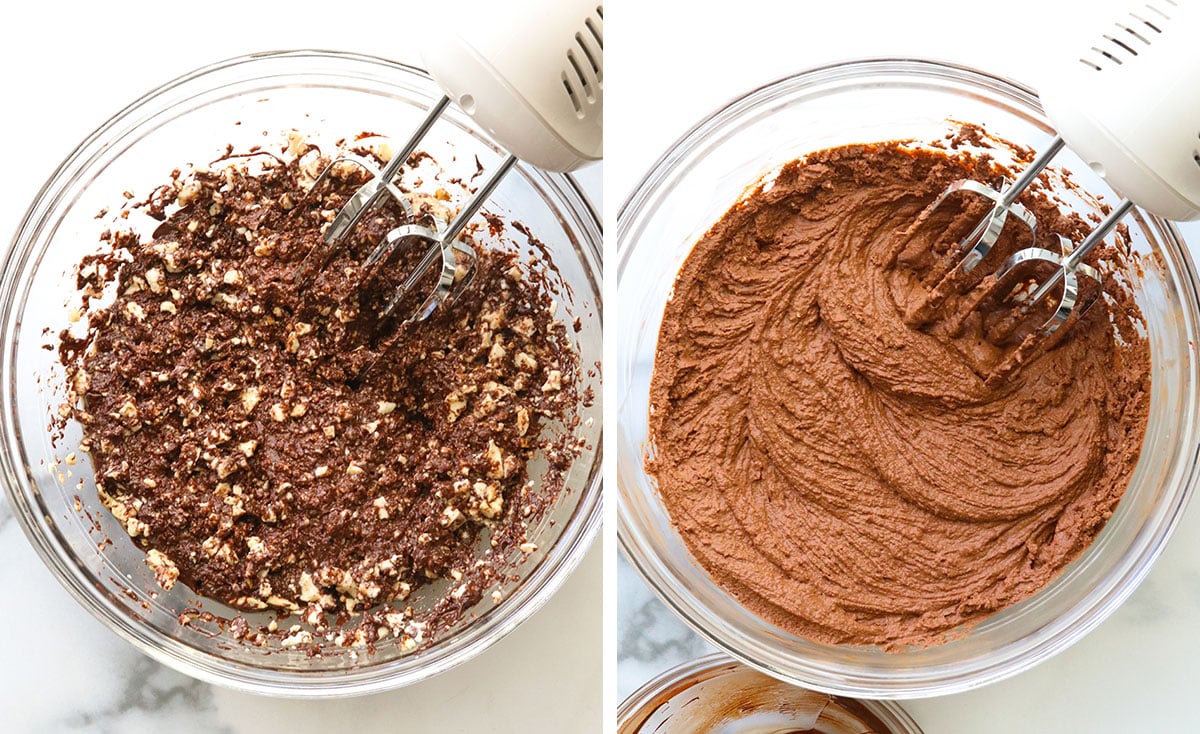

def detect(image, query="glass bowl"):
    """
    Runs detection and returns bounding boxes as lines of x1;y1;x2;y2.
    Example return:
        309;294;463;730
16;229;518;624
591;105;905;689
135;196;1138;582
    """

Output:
616;58;1200;697
0;50;602;697
618;653;924;733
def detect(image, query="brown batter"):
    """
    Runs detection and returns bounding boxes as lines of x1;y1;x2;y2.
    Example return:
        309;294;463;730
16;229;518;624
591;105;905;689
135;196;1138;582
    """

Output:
648;140;1150;648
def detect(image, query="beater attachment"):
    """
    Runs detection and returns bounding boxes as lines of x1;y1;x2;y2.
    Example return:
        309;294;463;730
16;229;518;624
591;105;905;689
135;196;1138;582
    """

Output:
294;95;518;324
902;133;1127;370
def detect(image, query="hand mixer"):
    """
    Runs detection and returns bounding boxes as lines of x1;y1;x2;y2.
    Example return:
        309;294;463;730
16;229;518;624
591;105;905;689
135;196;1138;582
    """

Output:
296;0;602;325
906;0;1200;375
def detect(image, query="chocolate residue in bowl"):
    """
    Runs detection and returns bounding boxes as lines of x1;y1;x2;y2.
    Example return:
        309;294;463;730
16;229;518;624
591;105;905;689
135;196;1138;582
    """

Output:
620;660;903;733
648;138;1150;648
56;135;585;651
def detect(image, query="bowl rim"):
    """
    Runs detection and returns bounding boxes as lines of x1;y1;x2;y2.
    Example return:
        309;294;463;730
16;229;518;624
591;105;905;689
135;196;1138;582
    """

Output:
0;48;603;698
616;56;1200;698
616;652;925;733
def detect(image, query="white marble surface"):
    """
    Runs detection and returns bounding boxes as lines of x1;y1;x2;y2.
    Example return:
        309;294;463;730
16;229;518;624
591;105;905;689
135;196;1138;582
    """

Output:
0;492;601;732
612;0;1200;729
0;1;601;731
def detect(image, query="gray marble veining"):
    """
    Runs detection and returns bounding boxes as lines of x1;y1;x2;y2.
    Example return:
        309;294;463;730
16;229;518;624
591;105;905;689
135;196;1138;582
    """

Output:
616;552;713;702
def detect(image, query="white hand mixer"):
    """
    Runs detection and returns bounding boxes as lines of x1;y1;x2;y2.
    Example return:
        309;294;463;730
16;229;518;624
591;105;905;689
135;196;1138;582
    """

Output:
908;0;1200;371
298;0;602;323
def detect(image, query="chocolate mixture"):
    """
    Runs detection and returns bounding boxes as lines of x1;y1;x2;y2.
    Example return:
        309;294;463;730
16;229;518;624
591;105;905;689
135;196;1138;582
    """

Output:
649;140;1150;648
58;136;583;642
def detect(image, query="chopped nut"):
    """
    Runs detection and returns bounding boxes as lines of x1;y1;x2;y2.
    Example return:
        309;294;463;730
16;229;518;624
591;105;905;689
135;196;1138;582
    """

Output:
514;352;538;372
377;401;396;416
146;549;179;590
541;369;563;392
223;269;243;285
266;595;300;611
125;302;146;322
298;571;322;603
441;505;464;527
281;627;313;647
238;440;258;458
269;403;287;422
233;596;269;611
240;387;261;413
72;369;90;395
488;337;506;367
246;535;267;558
160;301;177;314
446;392;468;423
511;317;536;337
313;465;330;478
145;268;165;293
176;182;202;206
479;310;504;330
286;131;308;158
117;399;138;421
485;439;506;478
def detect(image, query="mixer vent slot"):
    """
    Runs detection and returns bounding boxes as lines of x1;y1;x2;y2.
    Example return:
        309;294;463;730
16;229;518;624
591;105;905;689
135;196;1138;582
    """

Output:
561;5;603;120
562;73;584;116
1080;5;1172;71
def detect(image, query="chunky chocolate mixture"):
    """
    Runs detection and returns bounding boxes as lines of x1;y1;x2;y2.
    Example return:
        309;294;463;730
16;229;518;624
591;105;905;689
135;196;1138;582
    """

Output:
649;139;1150;648
59;136;582;637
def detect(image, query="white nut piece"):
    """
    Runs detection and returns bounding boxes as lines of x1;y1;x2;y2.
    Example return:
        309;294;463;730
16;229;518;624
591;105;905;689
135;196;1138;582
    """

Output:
240;387;261;413
146;549;180;590
541;370;563;392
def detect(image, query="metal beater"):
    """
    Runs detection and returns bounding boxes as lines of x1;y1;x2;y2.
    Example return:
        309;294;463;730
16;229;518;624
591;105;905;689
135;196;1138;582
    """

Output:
298;0;603;323
907;0;1200;363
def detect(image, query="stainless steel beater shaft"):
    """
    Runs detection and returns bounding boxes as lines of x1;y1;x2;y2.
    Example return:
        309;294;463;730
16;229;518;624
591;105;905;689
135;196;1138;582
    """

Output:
377;153;518;319
956;135;1065;274
324;95;452;245
1021;198;1133;307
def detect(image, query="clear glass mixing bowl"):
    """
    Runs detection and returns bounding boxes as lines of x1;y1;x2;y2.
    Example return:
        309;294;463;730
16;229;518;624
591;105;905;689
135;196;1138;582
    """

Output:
1;50;602;697
617;58;1200;697
618;653;924;734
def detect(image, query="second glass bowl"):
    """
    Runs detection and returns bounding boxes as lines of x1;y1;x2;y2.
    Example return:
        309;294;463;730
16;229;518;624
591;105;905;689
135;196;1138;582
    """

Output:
619;653;924;734
617;58;1200;697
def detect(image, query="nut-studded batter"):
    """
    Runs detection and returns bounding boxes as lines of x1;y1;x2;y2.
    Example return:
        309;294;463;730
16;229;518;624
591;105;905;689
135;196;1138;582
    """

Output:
59;137;583;627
